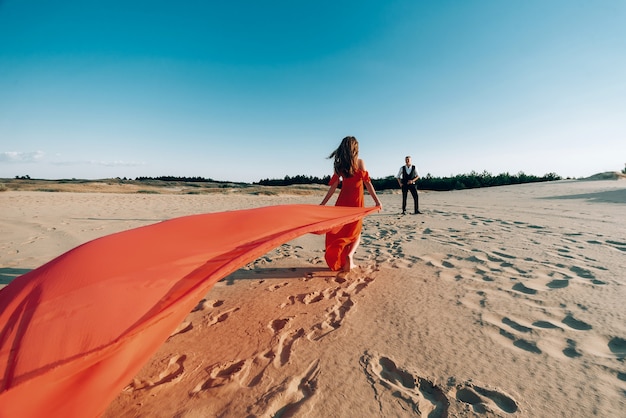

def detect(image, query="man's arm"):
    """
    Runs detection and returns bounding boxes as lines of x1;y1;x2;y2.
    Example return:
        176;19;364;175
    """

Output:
411;166;419;183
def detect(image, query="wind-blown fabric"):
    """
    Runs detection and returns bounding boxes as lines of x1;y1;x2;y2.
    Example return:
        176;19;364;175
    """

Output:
0;204;378;418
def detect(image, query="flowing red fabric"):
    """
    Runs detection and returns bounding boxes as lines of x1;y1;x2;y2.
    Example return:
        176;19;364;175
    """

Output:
0;204;378;417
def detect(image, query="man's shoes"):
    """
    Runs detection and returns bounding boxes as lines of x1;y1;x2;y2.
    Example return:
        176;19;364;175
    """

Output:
402;210;406;215
414;211;423;215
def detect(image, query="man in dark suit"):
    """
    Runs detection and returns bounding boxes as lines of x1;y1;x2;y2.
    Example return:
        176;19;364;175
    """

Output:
396;155;421;215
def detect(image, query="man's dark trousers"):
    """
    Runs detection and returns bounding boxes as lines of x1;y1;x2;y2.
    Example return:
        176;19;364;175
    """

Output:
402;184;419;213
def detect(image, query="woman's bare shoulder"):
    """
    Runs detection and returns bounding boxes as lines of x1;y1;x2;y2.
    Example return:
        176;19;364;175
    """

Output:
357;158;366;170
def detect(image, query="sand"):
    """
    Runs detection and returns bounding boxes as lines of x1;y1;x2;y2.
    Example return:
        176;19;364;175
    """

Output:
1;179;625;417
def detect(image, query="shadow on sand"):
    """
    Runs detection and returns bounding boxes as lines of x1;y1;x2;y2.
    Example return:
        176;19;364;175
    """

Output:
542;189;626;204
0;268;33;286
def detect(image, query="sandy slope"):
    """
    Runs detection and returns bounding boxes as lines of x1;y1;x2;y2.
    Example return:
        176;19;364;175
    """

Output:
1;179;624;417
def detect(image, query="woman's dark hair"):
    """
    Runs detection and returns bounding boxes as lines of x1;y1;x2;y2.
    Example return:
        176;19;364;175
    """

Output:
328;136;359;177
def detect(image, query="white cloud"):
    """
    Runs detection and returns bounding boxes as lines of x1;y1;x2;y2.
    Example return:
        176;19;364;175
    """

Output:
0;151;145;178
91;160;146;167
0;151;45;163
49;159;146;167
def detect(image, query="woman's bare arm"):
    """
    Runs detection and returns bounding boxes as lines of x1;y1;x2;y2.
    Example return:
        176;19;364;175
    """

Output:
365;181;382;209
320;178;339;205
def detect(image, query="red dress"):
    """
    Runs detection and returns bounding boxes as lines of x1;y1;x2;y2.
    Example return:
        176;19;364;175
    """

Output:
325;169;370;270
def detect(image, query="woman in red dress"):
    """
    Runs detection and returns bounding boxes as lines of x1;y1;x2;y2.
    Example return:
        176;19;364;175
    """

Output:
320;136;382;272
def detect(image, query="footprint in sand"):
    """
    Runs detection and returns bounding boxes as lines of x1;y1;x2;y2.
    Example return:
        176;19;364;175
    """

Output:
192;298;224;312
479;313;542;355
512;282;537;295
486;311;592;360
361;352;449;417
248;360;321;417
451;381;519;415
492;250;516;260
168;321;193;338
502;317;533;334
281;287;336;308
306;256;324;265
306;290;359;342
563;338;583;358
296;290;328;305
265;317;308;368
126;354;187;391
546;279;569;289
269;317;293;333
569;265;595;280
151;355;186;387
561;313;592;331
362;352;519;416
498;328;542;354
204;307;240;326
301;274;374;341
441;259;455;269
531;320;561;330
605;239;626;252
566;264;606;285
268;282;289;292
273;328;305;367
190;358;250;395
608;337;626;360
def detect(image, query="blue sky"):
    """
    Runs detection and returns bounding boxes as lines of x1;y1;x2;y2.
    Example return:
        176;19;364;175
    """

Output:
1;1;625;182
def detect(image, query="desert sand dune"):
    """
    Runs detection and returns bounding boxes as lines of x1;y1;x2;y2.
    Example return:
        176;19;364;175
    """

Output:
1;178;624;417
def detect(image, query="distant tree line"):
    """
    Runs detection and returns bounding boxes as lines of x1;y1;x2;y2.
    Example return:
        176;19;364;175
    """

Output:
9;172;562;191
131;175;246;184
257;171;562;191
398;171;562;191
256;174;331;186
